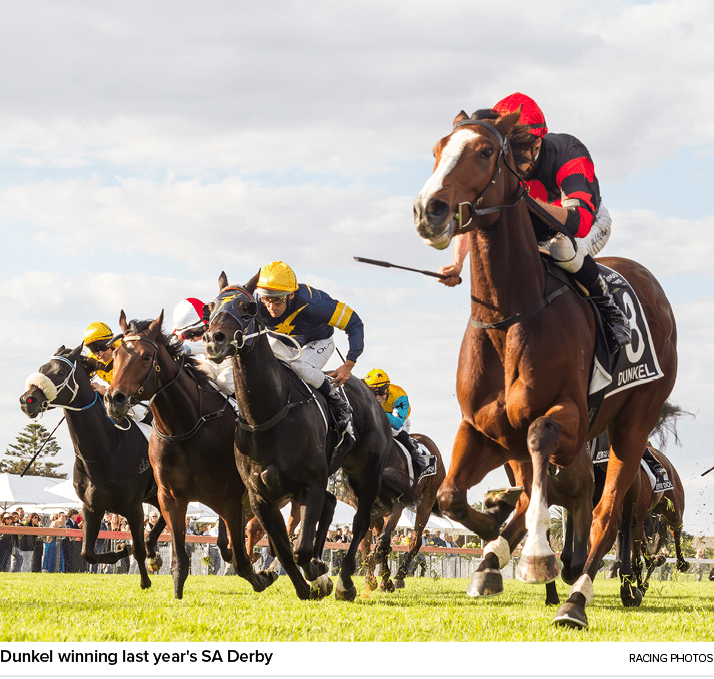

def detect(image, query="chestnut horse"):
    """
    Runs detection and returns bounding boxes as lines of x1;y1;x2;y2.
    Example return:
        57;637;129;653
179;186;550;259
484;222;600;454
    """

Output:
414;109;677;628
469;449;595;607
20;345;165;589
104;314;278;599
204;273;394;601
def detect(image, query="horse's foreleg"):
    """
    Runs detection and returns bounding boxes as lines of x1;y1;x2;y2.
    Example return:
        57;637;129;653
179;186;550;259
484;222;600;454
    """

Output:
516;418;560;585
554;436;644;629
376;512;400;592
223;504;278;593
438;423;517;541
252;497;311;600
124;505;152;590
245;516;264;564
80;504;129;567
144;503;165;573
468;462;530;598
159;493;190;599
293;490;331;583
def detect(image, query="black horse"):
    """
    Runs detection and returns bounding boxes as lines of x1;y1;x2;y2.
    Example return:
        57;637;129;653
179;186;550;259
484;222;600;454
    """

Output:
19;345;165;588
204;272;394;601
104;314;278;599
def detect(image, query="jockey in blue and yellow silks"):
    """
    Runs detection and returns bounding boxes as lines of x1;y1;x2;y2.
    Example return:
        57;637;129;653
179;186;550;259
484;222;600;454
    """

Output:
363;368;424;473
255;261;363;431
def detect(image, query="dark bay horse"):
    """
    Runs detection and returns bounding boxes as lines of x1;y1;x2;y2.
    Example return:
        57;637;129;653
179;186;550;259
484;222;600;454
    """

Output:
104;314;278;599
414;109;677;628
615;444;688;601
204;273;394;601
359;433;446;592
20;345;165;588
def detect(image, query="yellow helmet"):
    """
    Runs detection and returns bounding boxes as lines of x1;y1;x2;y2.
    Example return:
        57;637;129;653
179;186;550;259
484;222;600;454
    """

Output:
364;368;390;389
256;261;298;297
83;322;113;349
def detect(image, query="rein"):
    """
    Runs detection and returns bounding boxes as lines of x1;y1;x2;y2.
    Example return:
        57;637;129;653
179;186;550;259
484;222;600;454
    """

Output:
120;334;229;442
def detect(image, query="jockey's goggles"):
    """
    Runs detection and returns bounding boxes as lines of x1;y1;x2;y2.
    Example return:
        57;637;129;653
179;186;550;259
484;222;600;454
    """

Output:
87;341;111;354
261;294;289;304
369;385;389;397
182;328;205;341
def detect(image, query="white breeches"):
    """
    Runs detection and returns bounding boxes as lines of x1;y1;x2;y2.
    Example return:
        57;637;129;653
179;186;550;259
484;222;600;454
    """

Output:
391;418;411;436
268;336;335;388
539;203;612;273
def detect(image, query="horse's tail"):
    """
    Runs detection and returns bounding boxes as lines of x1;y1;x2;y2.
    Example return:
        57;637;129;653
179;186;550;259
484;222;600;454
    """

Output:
650;400;694;450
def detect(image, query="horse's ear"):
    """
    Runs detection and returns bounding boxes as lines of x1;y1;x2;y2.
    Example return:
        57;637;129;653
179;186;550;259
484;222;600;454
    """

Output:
55;345;66;355
119;311;129;333
494;108;522;137
453;110;469;127
68;344;83;362
218;271;229;291
244;269;260;295
148;310;164;338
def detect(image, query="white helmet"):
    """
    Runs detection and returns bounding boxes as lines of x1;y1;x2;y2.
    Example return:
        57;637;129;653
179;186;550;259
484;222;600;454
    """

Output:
172;298;207;338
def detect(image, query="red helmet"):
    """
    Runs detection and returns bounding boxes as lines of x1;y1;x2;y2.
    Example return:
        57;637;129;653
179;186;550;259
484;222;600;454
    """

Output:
172;297;207;336
493;92;547;138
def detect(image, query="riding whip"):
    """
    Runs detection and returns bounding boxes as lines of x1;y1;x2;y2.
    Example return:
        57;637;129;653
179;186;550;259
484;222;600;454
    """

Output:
20;415;66;477
353;257;461;284
701;464;714;477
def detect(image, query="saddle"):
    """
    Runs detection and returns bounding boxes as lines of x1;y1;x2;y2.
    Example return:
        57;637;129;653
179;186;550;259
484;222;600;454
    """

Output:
541;257;664;430
381;439;437;503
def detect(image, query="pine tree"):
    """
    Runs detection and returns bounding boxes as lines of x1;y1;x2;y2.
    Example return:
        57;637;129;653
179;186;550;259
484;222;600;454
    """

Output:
2;422;67;479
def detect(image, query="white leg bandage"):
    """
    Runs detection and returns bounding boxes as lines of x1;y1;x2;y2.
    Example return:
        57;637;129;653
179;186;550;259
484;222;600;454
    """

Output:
483;536;511;570
569;573;594;606
25;373;57;402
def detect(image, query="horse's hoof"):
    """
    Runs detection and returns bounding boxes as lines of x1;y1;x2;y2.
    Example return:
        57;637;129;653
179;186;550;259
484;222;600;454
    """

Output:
393;578;405;589
516;554;559;584
545;593;560;606
147;556;162;573
621;581;643;607
678;561;690;573
309;575;333;600
652;555;666;568
365;574;378;592
552;602;588;629
466;569;504;597
379;578;395;593
141;578;152;590
335;579;357;602
484;486;524;509
310;558;328;578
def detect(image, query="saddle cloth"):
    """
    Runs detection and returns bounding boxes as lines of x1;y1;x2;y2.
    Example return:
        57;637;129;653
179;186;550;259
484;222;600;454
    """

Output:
394;438;437;484
589;432;674;493
586;264;664;428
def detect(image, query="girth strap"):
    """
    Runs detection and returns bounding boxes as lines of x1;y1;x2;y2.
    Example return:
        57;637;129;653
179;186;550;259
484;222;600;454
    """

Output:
470;284;569;330
236;398;311;433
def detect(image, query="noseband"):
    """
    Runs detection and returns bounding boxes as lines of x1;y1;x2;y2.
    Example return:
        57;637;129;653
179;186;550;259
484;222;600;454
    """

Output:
25;355;99;412
450;118;526;234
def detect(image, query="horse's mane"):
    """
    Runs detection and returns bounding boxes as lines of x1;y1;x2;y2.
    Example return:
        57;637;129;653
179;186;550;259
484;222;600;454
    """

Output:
127;319;212;388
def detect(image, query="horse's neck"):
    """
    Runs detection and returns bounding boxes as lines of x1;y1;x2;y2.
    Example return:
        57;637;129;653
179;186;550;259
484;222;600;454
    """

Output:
150;347;201;429
232;336;290;426
468;204;545;326
63;374;118;460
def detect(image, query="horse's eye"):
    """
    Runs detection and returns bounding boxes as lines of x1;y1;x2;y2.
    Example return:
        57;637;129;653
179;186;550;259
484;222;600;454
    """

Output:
480;148;494;159
141;354;151;361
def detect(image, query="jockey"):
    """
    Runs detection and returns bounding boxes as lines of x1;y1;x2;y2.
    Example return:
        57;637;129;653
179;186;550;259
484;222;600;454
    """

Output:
439;92;631;352
83;322;120;395
83;321;151;426
254;261;361;431
171;297;234;396
363;368;425;474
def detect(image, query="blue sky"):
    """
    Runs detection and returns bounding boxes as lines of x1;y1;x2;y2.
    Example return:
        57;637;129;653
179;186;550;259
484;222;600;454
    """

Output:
1;0;713;540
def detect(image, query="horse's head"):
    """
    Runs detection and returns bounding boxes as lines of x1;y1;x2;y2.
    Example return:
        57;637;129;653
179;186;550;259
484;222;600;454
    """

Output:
20;344;85;418
204;271;259;362
104;310;164;421
414;109;522;249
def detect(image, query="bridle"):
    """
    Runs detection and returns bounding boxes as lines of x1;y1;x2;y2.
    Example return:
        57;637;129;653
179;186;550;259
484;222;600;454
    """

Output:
449;117;526;235
25;355;99;413
118;333;228;442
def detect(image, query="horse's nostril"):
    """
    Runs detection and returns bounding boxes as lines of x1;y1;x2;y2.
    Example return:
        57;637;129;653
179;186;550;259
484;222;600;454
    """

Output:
113;392;126;406
214;332;226;344
426;199;450;219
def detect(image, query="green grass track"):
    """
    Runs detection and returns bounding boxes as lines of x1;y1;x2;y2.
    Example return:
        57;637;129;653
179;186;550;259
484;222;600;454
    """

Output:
0;573;712;642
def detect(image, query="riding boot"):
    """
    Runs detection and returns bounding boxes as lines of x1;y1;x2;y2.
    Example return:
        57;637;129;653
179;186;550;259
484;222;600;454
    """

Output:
395;430;424;473
317;377;352;430
573;255;631;352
